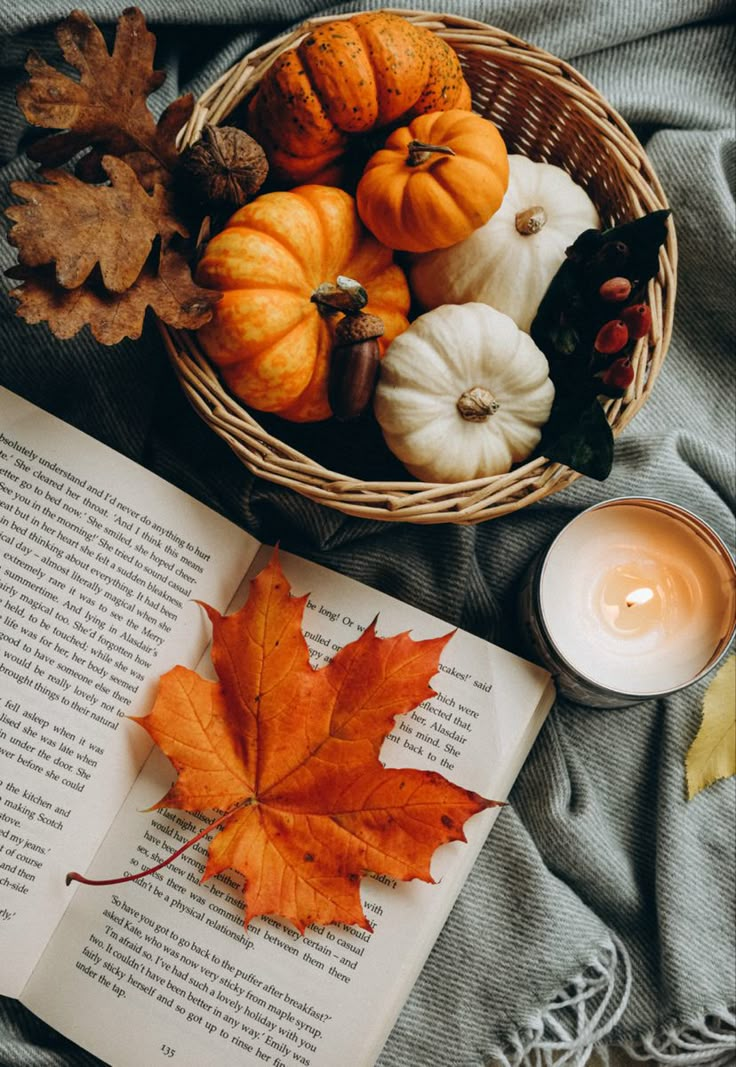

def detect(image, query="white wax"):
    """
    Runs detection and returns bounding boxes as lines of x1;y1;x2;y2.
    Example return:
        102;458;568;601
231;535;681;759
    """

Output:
539;502;736;695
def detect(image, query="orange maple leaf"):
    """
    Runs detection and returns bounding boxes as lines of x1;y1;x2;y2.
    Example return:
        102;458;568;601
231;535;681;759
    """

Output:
132;551;497;932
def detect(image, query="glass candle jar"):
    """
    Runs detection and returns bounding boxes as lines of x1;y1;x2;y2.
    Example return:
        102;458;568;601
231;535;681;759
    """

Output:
517;498;736;707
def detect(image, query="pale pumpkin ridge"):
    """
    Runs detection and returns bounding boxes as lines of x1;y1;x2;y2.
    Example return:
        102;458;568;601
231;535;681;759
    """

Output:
290;189;334;283
224;280;306;294
222;223;311;291
229;216;315;284
274;314;330;420
220;299;312;361
412;312;476;386
301;186;365;284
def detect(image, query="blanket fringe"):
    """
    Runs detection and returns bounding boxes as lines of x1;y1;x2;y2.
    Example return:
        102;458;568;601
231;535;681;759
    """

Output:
484;939;736;1067
484;933;631;1067
622;1008;736;1065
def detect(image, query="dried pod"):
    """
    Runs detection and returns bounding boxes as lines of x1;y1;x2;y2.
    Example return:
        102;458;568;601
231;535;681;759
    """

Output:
599;277;632;303
329;313;385;421
621;302;652;339
178;125;268;207
594;319;629;354
601;356;634;390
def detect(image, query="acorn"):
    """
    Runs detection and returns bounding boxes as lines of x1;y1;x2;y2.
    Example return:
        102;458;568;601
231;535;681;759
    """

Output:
329;312;385;421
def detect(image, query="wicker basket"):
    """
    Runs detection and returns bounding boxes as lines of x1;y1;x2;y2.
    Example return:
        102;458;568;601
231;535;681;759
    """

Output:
161;9;677;525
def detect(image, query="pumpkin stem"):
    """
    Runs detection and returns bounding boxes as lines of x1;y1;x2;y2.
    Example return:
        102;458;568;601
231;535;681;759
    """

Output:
515;205;547;235
311;276;368;315
406;140;457;167
457;386;499;421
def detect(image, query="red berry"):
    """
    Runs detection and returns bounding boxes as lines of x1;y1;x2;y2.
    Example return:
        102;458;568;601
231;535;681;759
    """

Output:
598;277;632;303
594;319;629;354
602;357;634;389
621;302;652;339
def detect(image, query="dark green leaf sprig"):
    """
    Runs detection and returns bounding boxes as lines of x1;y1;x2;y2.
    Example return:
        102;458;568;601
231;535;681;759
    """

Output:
530;209;671;480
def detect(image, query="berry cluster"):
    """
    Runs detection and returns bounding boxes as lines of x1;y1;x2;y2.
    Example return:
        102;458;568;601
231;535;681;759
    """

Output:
593;272;653;392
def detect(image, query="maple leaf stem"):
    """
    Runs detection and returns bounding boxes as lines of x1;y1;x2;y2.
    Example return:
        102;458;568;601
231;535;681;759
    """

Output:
65;806;240;889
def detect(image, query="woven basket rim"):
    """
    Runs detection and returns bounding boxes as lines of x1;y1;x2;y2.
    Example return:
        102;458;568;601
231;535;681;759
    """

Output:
163;9;678;524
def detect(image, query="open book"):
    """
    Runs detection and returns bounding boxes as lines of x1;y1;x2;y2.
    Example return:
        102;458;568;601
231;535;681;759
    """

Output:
0;385;554;1067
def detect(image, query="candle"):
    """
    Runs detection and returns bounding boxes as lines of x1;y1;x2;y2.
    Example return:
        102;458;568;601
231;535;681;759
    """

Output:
518;498;736;707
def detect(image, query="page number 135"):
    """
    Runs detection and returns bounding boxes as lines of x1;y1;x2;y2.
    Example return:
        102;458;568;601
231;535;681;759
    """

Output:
161;1046;176;1058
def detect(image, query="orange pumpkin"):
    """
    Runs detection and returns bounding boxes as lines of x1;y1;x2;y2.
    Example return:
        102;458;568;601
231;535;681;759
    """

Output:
196;185;411;422
246;13;471;185
356;110;510;253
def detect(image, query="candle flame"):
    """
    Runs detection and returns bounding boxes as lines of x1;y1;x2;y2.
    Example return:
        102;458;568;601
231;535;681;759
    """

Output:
625;586;654;607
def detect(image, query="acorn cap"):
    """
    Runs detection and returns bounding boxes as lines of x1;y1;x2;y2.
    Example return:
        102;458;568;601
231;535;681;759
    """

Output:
334;312;385;346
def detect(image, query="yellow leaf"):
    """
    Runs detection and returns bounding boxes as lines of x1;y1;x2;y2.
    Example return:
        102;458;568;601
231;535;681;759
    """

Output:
686;655;736;800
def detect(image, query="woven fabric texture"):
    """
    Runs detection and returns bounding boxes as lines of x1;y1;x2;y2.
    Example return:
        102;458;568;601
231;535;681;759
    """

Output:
0;2;734;1065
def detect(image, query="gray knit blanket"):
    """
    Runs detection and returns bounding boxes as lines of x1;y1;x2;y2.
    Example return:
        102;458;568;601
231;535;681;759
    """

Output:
1;2;734;1065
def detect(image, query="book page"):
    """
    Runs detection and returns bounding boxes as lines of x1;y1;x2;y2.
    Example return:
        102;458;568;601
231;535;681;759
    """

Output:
0;388;261;994
22;547;553;1067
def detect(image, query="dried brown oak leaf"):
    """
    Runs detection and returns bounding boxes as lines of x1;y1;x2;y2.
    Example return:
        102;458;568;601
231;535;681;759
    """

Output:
9;241;218;345
7;157;186;292
17;7;193;188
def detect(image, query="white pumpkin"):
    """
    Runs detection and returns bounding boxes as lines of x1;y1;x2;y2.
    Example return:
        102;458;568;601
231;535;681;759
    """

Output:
373;303;555;482
409;155;600;332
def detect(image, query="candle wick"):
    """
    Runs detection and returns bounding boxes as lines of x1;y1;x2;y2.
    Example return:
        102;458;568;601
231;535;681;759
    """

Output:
625;587;654;607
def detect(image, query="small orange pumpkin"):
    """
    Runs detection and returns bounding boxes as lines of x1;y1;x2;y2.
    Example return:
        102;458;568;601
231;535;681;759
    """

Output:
196;185;411;422
356;110;510;253
246;12;471;185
